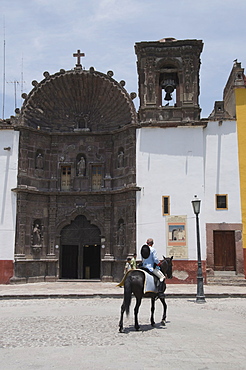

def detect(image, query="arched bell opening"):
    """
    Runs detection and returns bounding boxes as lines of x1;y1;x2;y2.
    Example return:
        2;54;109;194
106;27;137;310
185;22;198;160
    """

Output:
60;215;101;279
159;65;180;107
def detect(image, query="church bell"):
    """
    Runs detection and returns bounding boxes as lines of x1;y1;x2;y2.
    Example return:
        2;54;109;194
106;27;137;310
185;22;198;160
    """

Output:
162;79;176;101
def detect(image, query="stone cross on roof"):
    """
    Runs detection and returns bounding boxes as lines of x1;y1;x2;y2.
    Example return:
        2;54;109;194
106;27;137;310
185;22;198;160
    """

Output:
73;49;85;68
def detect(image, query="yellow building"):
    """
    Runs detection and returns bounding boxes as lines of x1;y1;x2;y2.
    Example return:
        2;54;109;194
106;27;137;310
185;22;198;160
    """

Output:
222;60;246;277
235;71;246;277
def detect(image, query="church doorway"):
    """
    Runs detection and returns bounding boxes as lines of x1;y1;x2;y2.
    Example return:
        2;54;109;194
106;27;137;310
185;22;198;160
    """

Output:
60;215;101;279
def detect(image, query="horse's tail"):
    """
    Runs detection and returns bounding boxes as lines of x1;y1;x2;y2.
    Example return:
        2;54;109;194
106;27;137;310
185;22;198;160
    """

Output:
124;275;132;317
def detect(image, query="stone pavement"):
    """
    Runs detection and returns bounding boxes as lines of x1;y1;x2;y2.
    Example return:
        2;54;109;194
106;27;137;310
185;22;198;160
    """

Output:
1;296;246;370
0;280;246;299
1;282;246;370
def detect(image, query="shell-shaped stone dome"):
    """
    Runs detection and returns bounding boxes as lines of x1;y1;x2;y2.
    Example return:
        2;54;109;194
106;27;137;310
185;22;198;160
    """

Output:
21;69;137;132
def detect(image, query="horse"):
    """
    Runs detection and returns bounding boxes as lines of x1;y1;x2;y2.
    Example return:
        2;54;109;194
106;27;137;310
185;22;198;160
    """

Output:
119;256;173;333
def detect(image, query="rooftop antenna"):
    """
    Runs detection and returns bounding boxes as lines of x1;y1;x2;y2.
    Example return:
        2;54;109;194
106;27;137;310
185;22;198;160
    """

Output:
7;80;20;110
21;55;25;95
2;17;6;119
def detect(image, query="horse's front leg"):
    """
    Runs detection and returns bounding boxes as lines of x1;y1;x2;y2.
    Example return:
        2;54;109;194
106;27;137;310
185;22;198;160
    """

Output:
134;297;142;331
159;296;167;326
150;297;156;326
119;301;125;333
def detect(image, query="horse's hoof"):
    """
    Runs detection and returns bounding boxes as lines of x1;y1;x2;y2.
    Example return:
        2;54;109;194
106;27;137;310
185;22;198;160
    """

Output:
119;327;124;333
151;322;155;327
161;320;166;326
135;326;140;331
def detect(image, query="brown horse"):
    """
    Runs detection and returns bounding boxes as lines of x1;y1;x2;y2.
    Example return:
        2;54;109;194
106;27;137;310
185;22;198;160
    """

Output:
119;256;173;332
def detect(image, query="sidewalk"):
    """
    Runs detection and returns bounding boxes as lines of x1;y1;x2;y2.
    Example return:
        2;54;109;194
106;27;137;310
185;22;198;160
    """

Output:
0;280;246;299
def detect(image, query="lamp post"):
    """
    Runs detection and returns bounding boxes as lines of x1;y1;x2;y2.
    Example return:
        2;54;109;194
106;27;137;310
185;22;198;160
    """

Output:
191;195;206;303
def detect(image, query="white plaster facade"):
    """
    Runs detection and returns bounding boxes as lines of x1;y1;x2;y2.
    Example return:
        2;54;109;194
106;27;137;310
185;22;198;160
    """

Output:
204;120;241;224
136;126;205;260
0;130;19;260
136;120;241;262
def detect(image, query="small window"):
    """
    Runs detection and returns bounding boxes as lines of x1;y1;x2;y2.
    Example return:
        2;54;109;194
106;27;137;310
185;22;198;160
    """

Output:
216;194;228;210
162;196;170;215
61;166;71;191
92;165;103;190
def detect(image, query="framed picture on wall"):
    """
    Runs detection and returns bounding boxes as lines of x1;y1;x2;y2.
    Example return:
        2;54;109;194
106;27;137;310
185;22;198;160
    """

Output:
166;215;188;259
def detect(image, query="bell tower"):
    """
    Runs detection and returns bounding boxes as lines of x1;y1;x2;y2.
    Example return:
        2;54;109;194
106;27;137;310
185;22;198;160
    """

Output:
135;38;203;125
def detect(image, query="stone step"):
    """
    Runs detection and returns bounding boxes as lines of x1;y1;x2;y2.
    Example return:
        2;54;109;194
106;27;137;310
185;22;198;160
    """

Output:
207;275;246;286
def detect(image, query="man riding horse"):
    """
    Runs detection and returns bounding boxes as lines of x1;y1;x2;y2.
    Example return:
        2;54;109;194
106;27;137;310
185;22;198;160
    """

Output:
118;241;173;332
141;238;165;298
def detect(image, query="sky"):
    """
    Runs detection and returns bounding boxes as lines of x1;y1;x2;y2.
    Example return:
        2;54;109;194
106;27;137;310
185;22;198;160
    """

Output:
1;0;246;119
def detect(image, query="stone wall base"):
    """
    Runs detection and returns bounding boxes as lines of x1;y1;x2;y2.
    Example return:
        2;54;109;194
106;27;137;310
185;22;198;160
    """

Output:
0;260;14;284
4;259;208;284
169;260;207;284
101;275;113;282
244;248;246;278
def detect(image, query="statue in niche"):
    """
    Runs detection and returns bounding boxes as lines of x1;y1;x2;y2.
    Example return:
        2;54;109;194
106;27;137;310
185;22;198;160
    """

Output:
36;153;44;169
117;222;129;257
118;151;124;168
33;223;42;246
77;156;86;176
117;223;125;247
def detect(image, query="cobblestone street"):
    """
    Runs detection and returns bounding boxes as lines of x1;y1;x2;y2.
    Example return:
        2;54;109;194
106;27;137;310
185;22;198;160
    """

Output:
1;296;246;370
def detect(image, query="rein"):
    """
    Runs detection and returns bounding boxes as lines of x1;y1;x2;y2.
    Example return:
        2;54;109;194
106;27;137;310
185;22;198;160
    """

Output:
160;259;168;277
160;257;173;279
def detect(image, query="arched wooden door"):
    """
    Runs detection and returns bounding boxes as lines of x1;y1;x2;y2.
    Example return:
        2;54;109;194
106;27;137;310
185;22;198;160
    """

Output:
60;215;101;279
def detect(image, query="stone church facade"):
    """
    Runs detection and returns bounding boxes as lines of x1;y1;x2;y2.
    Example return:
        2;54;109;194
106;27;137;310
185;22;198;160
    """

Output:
11;59;140;283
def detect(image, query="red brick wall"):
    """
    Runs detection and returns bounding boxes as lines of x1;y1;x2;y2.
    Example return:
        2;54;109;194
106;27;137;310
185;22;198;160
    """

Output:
167;260;207;284
0;260;14;284
244;249;246;278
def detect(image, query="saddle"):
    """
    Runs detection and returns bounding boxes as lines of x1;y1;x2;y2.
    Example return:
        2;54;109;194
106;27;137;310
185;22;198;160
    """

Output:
117;267;164;296
139;267;160;287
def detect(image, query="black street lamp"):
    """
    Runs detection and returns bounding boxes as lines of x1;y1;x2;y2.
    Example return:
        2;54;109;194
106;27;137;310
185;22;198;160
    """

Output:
191;195;206;303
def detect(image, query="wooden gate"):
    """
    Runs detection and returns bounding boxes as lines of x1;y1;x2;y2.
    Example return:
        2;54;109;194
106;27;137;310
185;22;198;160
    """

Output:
213;230;236;271
61;245;78;279
60;215;101;279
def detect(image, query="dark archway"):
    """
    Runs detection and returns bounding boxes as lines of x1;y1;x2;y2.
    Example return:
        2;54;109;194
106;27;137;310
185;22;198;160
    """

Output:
60;215;101;279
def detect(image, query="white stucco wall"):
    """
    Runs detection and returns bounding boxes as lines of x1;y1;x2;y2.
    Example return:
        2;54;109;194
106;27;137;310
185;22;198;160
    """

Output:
136;120;241;262
0;130;19;260
136;126;205;260
204;120;241;224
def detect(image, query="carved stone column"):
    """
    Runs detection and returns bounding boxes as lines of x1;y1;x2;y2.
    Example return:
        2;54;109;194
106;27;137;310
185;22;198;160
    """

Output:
145;57;156;105
48;195;57;256
101;195;114;281
15;192;27;256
